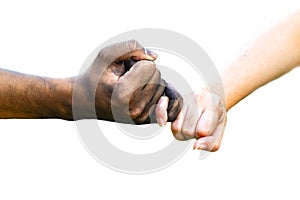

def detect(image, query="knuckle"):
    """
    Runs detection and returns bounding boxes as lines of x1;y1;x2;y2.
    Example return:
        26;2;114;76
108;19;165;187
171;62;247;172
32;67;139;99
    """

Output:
127;39;140;49
218;108;226;122
196;130;209;138
98;48;108;60
160;79;167;88
167;101;180;118
181;127;195;139
129;107;144;119
174;132;186;141
156;69;161;77
167;111;178;122
208;138;221;152
198;89;223;106
217;101;226;120
171;124;180;135
197;121;214;138
211;143;220;152
134;115;150;124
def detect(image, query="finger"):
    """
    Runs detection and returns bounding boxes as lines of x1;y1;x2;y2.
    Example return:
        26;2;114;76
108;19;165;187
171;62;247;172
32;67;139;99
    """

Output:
128;69;164;122
164;84;183;122
155;96;169;126
134;79;166;124
116;60;156;102
193;117;226;152
122;49;157;72
118;48;158;62
195;108;219;138
171;105;188;141
181;103;203;140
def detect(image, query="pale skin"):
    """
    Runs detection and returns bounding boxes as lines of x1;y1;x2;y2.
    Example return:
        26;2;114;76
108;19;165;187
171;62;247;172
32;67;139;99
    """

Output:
156;9;300;151
1;10;300;153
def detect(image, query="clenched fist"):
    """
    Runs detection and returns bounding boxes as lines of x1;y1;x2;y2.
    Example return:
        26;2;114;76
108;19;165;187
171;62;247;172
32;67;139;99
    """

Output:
155;89;226;151
74;40;183;124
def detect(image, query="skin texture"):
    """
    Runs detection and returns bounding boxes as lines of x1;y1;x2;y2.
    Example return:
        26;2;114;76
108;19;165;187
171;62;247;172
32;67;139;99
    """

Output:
0;70;73;119
155;9;300;151
0;40;182;124
156;89;227;152
222;10;300;110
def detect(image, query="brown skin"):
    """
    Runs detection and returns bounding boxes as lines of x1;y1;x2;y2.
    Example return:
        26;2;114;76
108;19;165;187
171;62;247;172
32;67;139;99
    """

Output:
0;70;73;119
0;40;182;123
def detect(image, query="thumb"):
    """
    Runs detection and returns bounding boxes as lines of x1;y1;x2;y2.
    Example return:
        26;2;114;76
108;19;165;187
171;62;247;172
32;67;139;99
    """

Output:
155;96;169;126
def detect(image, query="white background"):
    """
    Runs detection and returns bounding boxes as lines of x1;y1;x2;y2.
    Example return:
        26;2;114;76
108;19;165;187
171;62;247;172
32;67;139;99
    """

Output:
0;0;300;199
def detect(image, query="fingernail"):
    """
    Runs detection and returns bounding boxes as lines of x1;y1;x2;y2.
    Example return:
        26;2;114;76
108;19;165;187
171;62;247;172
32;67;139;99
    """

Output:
195;143;207;150
144;48;157;58
157;117;165;127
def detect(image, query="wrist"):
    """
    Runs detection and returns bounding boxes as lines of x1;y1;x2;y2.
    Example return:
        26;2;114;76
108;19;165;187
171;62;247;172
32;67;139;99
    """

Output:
53;76;99;120
71;75;101;120
44;77;74;120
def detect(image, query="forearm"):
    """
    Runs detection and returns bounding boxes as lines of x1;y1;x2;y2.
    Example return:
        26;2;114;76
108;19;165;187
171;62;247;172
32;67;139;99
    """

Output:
222;10;300;111
0;69;74;119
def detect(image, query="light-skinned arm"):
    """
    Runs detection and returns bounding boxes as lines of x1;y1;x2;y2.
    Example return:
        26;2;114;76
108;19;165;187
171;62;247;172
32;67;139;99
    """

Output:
223;10;300;110
156;9;300;151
